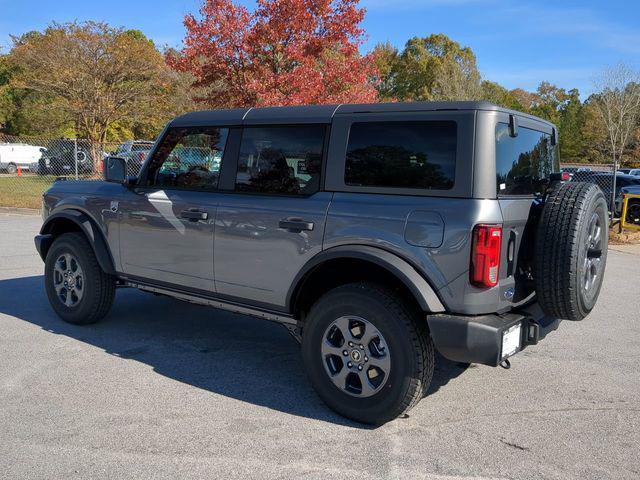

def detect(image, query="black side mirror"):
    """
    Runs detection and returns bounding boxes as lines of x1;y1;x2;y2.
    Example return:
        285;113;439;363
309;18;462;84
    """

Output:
104;156;127;184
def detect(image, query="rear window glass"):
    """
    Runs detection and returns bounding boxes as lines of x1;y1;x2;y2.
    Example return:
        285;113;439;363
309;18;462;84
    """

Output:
132;143;153;151
345;121;456;190
495;123;558;196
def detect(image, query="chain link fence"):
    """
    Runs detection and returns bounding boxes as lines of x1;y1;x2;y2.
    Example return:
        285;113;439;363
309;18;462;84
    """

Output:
0;133;153;209
0;132;637;216
561;163;640;218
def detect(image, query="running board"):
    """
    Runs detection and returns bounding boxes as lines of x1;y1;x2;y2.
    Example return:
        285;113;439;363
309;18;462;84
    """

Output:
125;281;297;326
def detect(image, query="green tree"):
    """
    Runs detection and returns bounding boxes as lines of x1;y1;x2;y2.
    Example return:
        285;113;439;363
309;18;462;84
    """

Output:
7;22;189;148
376;34;482;101
372;42;399;101
557;89;585;163
480;81;525;110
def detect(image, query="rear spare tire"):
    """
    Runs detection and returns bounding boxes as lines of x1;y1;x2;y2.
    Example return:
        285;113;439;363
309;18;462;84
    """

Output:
535;182;608;320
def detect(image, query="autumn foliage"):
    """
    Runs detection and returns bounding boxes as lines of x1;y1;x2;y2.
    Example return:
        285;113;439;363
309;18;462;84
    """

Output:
168;0;378;108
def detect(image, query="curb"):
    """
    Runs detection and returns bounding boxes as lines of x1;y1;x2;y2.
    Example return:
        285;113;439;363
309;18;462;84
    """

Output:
0;206;40;216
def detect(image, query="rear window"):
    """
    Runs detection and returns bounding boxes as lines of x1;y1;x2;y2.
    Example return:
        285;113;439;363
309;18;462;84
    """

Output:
345;121;456;190
495;123;558;196
132;143;153;151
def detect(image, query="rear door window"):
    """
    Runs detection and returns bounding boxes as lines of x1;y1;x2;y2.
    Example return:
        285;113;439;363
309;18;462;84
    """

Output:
344;121;456;190
235;126;325;195
495;123;558;196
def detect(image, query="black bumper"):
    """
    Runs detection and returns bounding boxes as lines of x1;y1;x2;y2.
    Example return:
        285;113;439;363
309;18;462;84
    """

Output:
34;234;53;261
427;302;560;367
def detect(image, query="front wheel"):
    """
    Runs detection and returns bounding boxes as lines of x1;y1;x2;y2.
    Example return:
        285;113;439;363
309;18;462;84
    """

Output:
44;232;116;325
302;283;434;425
6;163;17;174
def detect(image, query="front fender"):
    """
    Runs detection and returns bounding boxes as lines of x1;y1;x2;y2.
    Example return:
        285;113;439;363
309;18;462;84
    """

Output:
37;209;115;274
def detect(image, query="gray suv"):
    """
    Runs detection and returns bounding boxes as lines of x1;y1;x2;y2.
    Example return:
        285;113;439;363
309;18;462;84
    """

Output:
35;102;609;424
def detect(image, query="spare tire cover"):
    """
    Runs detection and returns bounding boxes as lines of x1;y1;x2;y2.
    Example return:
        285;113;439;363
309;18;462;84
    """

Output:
535;182;608;320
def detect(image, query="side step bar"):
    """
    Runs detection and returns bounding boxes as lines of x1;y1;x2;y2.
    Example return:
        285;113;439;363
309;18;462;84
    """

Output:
125;281;298;326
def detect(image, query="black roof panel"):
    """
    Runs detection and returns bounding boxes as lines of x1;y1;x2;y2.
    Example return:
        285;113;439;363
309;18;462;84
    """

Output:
171;108;250;127
244;104;339;124
169;101;554;128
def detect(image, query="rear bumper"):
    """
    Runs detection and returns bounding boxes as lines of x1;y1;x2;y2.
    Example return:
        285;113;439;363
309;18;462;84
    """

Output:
427;302;560;367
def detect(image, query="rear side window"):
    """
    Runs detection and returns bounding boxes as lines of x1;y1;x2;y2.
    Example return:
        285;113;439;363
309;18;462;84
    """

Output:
344;121;456;190
236;126;325;195
495;123;558;196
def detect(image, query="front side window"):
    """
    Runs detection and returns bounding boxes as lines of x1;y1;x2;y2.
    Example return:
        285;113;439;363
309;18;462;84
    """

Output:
235;126;325;195
345;121;457;190
495;123;558;196
147;127;228;190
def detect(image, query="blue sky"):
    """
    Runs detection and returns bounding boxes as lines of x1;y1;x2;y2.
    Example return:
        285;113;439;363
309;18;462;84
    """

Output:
1;0;638;96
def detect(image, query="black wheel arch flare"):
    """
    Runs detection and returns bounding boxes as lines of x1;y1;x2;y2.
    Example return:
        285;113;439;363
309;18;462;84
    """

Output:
37;209;116;275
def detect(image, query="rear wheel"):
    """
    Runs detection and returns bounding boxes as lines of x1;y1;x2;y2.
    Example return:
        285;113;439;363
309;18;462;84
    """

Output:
535;182;608;320
6;163;17;174
44;232;116;325
302;283;434;425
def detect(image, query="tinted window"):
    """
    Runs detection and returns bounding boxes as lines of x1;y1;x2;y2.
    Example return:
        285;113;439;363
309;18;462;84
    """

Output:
618;175;640;186
344;121;456;190
147;126;228;190
132;143;153;151
496;123;558;196
236;126;325;195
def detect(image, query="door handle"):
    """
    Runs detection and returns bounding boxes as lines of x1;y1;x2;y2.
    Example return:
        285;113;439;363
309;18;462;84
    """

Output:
180;209;208;221
279;218;314;232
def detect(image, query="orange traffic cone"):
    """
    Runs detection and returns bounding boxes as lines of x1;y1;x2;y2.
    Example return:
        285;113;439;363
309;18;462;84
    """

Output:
17;166;22;177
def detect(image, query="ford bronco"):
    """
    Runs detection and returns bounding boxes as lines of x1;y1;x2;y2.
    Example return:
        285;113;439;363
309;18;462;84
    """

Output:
35;102;608;424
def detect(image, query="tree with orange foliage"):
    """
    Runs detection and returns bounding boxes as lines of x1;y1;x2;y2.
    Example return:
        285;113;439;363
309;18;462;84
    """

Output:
169;0;378;108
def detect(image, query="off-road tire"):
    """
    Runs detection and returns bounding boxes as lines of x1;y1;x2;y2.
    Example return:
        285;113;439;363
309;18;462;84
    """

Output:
44;232;116;325
301;283;434;425
535;182;608;320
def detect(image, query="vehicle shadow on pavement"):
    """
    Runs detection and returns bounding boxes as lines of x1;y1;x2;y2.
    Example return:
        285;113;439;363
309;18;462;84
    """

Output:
0;275;468;427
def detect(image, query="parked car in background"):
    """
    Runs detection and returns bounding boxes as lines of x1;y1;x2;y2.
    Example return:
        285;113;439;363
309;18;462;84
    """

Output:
37;139;94;176
576;172;640;214
113;140;154;176
628;168;640;176
0;143;46;173
561;167;577;179
616;184;640;216
618;168;631;174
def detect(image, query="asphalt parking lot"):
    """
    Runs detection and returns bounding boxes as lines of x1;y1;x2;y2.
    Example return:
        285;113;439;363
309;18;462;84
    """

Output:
1;212;639;480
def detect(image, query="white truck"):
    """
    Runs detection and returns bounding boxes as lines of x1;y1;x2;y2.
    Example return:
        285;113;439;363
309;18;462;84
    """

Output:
0;143;47;174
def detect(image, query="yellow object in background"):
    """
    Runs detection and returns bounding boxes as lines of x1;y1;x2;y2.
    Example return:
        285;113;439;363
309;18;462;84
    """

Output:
621;194;640;231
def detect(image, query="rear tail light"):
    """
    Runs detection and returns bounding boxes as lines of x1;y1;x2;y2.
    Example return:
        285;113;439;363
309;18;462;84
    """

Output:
470;224;503;288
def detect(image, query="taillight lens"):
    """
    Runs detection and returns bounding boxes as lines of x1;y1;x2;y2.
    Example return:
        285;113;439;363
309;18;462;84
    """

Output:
470;224;503;288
